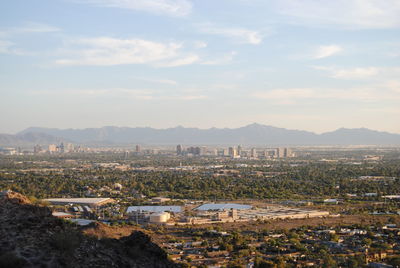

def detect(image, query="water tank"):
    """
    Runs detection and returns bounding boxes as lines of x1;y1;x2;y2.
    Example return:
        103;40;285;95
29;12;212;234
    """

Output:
149;212;170;223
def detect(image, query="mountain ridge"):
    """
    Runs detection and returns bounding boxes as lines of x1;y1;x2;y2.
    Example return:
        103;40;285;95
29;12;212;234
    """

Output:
2;123;399;146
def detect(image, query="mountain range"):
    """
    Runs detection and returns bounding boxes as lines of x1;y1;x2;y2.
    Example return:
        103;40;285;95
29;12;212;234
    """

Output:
1;123;400;146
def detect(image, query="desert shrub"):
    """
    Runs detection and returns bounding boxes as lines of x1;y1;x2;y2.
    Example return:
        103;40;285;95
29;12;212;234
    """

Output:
0;252;27;268
50;231;81;254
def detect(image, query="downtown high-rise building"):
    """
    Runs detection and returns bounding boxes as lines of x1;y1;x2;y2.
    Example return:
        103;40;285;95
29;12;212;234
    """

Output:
250;148;257;158
135;145;141;153
228;147;238;158
176;144;183;155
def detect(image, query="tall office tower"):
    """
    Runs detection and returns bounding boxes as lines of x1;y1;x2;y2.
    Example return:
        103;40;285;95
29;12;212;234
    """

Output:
135;145;141;153
59;142;65;153
250;148;257;158
190;147;201;155
199;147;207;156
237;145;242;156
223;149;229;156
276;147;285;158
263;150;270;159
285;148;293;158
176;144;183;155
48;144;57;153
66;143;74;153
228;147;238;158
33;144;42;154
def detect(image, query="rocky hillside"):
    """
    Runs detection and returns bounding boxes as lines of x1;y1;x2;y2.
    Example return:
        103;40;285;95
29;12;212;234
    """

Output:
0;191;178;268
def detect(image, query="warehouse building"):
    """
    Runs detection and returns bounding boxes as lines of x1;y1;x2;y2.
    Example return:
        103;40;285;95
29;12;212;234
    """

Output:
44;197;115;208
195;203;252;211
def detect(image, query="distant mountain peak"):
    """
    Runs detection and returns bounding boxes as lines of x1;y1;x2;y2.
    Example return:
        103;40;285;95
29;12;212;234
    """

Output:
3;124;398;146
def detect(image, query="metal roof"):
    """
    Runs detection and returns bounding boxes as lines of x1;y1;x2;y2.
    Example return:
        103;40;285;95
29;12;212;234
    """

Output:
69;219;94;226
195;203;252;211
126;206;182;213
44;198;111;204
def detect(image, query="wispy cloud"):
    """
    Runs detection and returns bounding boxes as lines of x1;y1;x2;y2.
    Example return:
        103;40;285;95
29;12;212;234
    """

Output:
0;40;13;54
193;41;207;49
13;22;60;33
0;40;29;55
75;0;192;17
155;54;200;67
202;51;237;65
313;45;342;59
251;83;400;104
252;88;315;104
198;23;263;45
31;88;207;101
134;77;178;85
330;67;379;79
275;0;400;29
0;22;60;36
313;66;400;79
31;88;153;99
55;37;199;67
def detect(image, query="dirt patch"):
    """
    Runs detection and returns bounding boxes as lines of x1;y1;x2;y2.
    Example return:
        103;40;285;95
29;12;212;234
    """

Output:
180;215;400;232
83;222;145;239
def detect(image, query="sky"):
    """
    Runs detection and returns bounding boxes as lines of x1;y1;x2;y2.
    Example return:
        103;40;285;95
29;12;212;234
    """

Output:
1;0;400;134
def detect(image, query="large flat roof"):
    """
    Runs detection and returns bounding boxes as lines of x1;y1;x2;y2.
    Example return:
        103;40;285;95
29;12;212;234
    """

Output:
44;198;112;204
127;206;181;213
195;203;252;211
382;195;400;199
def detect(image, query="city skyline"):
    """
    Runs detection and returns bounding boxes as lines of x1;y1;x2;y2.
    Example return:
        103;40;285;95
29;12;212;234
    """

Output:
1;0;400;134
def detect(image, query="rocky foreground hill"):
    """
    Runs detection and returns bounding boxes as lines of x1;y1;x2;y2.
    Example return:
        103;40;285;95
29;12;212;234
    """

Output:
0;191;178;268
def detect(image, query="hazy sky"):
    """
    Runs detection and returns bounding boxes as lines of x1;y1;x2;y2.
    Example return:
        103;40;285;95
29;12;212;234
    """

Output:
1;0;400;134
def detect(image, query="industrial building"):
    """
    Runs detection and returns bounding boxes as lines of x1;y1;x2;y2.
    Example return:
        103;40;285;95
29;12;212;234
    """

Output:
126;206;180;224
177;203;329;225
43;197;115;208
195;203;252;211
126;205;181;213
149;212;171;223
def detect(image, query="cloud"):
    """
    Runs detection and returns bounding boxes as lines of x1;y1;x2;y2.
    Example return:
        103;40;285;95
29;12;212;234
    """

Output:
313;45;342;59
31;88;153;99
193;41;207;49
0;40;29;55
168;95;207;100
55;37;199;67
252;88;316;104
14;22;60;33
198;24;263;45
314;66;400;79
275;0;400;29
251;83;400;104
0;22;60;55
0;40;13;54
155;54;199;67
31;88;207;101
134;77;178;85
331;67;380;79
0;22;60;36
202;51;237;65
76;0;192;17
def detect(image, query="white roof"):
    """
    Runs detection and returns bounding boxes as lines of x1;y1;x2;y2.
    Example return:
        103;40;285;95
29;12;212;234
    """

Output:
52;211;73;216
127;206;181;213
44;198;111;204
69;219;94;226
195;203;252;211
382;195;400;199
